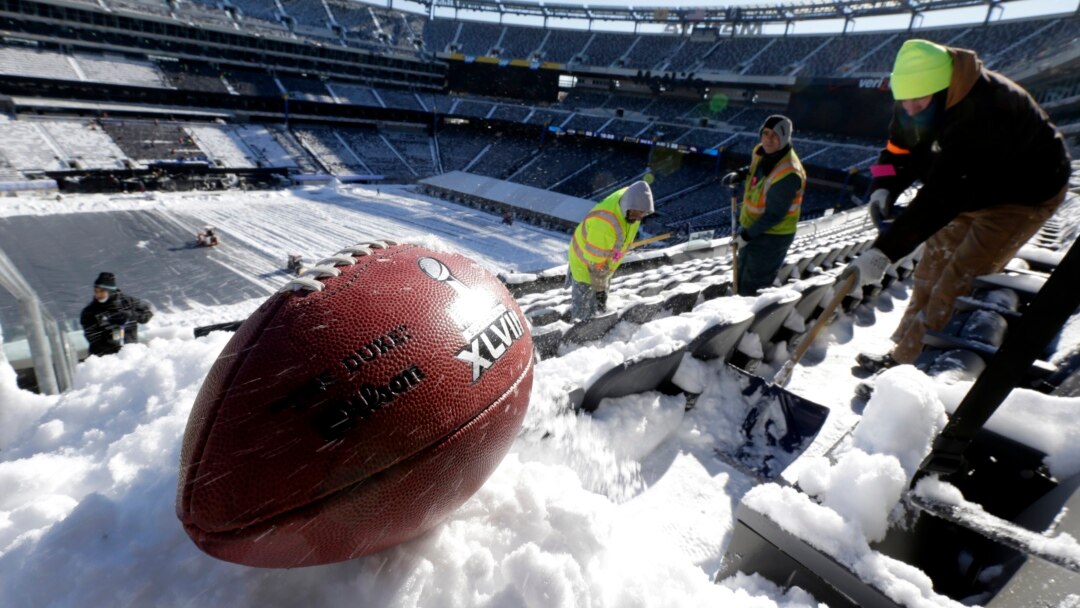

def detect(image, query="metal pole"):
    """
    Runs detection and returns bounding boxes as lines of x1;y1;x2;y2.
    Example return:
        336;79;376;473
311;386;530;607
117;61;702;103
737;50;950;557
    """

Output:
19;298;59;395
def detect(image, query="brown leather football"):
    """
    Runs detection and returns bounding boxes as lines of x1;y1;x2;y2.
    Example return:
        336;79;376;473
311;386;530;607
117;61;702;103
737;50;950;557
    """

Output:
177;241;533;568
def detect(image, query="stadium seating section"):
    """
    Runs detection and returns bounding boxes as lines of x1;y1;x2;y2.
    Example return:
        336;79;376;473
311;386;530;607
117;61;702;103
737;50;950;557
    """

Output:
0;3;1072;232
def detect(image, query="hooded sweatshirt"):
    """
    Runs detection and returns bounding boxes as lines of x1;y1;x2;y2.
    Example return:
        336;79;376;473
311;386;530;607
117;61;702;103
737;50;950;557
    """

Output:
870;46;1071;261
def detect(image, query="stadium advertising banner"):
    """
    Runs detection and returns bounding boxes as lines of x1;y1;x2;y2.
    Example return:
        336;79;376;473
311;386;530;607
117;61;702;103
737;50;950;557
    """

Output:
446;56;561;102
547;125;720;157
787;77;894;138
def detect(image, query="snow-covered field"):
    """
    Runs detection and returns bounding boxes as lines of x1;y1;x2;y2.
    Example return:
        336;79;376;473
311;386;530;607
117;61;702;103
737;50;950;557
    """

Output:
0;183;1078;607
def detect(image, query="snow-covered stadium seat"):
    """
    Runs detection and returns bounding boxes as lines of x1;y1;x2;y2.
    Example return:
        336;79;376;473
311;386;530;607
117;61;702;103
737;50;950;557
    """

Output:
39;120;127;170
0;44;79;81
184;125;259;168
73;52;167;88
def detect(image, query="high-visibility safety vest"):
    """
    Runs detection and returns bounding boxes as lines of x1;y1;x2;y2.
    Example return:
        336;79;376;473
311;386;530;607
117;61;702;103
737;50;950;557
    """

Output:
739;144;806;236
568;188;641;284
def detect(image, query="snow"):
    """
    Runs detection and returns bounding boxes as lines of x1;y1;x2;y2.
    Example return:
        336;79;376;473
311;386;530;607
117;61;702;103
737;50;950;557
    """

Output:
1;183;1079;607
795;366;947;542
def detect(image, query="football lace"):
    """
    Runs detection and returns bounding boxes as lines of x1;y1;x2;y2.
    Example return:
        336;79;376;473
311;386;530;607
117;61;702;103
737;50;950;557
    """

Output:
281;240;399;292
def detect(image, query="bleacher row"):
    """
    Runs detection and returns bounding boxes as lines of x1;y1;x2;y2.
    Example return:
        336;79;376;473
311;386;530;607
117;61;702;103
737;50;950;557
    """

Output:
0;42;884;165
509;209;886;367
78;0;425;54
0;113;856;232
0;116;301;172
423;13;1080;77
82;0;1079;79
498;182;1080;414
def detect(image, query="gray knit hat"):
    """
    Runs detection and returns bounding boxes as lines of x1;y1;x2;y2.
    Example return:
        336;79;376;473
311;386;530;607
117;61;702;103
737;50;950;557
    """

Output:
620;181;654;215
760;115;793;149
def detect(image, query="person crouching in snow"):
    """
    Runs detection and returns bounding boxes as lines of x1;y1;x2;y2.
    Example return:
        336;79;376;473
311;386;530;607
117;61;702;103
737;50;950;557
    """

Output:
567;181;654;321
842;39;1071;374
80;272;154;357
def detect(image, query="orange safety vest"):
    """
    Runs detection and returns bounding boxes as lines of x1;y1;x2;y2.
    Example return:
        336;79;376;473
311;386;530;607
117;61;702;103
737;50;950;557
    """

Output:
739;144;806;236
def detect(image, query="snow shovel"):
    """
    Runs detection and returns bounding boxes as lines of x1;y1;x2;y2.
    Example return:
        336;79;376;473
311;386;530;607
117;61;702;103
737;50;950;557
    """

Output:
722;273;858;480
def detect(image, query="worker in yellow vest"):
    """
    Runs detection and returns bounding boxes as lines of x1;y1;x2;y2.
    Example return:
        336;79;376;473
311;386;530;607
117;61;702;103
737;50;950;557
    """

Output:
724;115;806;296
567;181;654;320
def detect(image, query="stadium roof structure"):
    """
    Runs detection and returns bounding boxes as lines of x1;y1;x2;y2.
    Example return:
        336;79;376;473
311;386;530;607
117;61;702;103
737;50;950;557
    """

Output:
405;0;1037;25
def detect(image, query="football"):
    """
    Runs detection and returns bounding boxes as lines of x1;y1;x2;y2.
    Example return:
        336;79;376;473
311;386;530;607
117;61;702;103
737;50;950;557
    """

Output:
177;240;534;568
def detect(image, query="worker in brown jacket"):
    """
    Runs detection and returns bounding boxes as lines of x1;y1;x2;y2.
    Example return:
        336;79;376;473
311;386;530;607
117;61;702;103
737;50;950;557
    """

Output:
841;39;1071;374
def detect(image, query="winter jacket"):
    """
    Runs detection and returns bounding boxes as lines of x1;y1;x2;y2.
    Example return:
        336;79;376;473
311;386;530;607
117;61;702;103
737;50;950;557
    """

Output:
568;188;642;286
80;290;153;356
870;46;1071;261
739;144;806;238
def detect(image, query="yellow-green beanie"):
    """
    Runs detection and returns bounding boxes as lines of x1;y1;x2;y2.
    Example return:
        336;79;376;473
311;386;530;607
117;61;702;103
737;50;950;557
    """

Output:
890;39;953;100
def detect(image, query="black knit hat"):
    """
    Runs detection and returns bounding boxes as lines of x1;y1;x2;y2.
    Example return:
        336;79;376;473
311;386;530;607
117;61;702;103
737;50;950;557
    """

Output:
94;272;117;291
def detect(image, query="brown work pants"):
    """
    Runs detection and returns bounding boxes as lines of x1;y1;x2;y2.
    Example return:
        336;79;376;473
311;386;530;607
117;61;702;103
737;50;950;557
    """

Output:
891;185;1067;363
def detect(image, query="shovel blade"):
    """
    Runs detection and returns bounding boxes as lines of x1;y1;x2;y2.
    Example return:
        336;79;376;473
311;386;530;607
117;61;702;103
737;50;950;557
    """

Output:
724;365;831;479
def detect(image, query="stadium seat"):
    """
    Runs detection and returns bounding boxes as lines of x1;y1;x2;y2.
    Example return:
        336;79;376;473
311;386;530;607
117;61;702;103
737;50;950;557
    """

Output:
619;297;665;325
973;273;1047;304
730;291;802;370
576;348;686;413
699;278;731;301
562;311;620;345
662;288;700;316
525;307;562;327
532;324;565;360
689;315;755;362
772;276;836;349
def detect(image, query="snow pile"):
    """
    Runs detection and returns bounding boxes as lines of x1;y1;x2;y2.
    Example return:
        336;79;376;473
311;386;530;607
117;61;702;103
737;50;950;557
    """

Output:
796;365;947;540
0;332;821;608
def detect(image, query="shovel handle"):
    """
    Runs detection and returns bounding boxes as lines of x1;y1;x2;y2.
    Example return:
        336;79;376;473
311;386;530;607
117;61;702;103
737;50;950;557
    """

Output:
772;273;858;386
629;232;673;250
730;194;740;294
730;241;739;294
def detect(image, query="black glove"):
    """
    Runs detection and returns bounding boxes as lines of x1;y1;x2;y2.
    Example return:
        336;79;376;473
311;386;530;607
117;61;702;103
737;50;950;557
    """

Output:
595;290;608;313
720;167;749;186
133;305;153;324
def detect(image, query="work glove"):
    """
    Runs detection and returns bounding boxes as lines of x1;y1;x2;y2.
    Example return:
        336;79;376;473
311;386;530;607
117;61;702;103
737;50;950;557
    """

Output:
839;248;892;291
732;232;750;250
720;167;749;186
867;189;893;229
589;266;613;292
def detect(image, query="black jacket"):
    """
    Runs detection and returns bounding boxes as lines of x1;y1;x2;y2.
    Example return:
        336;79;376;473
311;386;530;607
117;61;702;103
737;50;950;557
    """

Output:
870;46;1071;261
79;290;153;356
